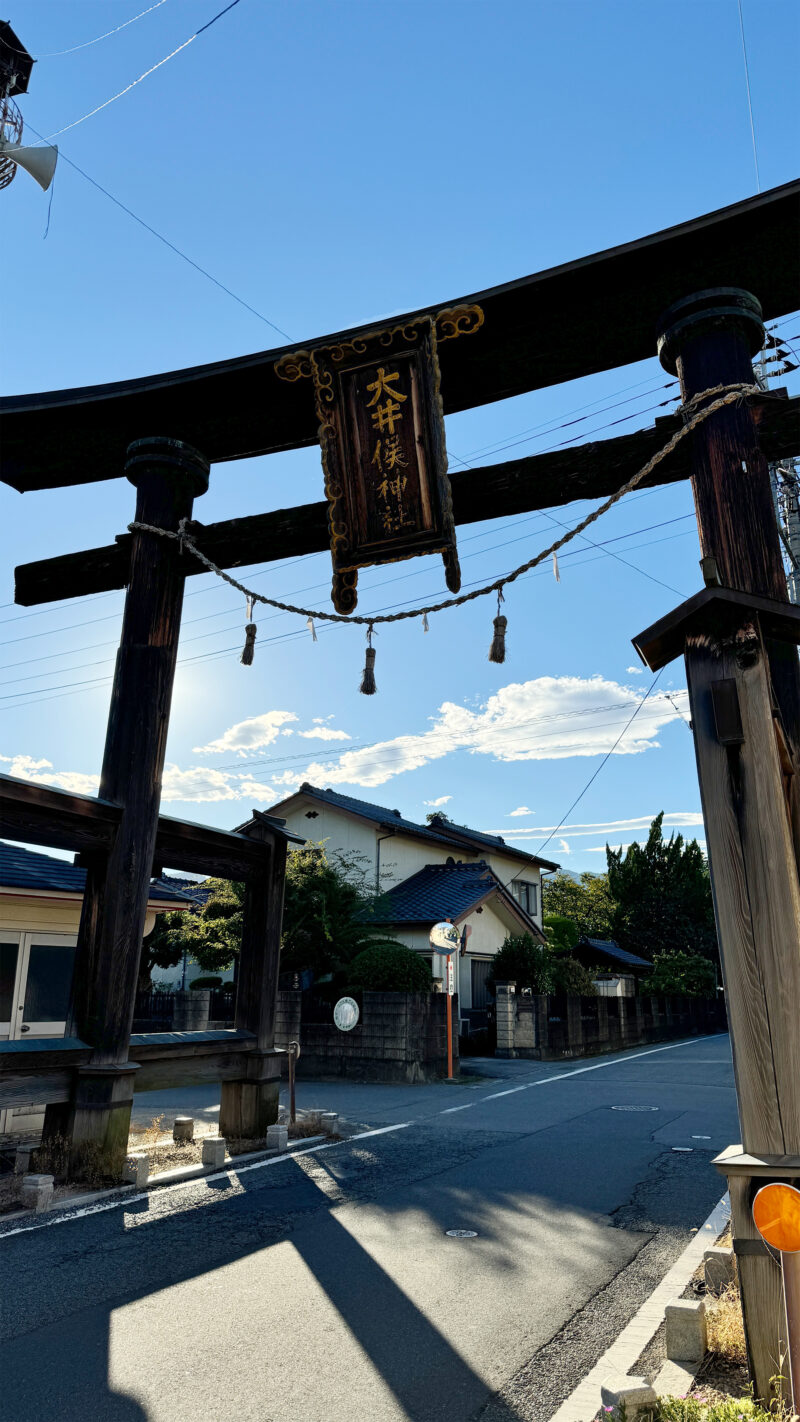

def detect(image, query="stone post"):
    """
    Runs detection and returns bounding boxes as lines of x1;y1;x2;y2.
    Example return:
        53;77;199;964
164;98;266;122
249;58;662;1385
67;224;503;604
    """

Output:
494;981;516;1058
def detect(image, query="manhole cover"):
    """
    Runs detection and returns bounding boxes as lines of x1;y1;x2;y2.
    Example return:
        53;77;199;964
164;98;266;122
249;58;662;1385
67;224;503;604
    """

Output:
446;1229;478;1238
611;1106;659;1112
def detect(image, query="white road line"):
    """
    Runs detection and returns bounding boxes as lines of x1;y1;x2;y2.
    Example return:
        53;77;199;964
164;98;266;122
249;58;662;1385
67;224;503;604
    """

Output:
547;1192;730;1422
482;1086;530;1099
439;1103;475;1114
0;1123;413;1241
516;1034;730;1091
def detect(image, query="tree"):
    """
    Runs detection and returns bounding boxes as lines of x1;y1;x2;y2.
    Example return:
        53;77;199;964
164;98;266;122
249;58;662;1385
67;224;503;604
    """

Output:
149;878;244;979
543;914;579;954
642;951;717;998
542;872;616;940
487;933;555;995
281;842;405;977
606;813;717;963
347;944;432;993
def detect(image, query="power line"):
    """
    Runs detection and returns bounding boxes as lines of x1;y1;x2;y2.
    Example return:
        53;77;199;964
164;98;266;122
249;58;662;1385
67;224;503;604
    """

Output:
42;0;246;142
531;668;666;858
737;0;761;192
27;2;170;59
22;121;293;343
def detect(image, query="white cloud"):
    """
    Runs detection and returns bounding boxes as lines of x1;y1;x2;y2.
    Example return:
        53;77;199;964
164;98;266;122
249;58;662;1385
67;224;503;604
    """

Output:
193;711;297;756
558;839;571;855
312;716;335;724
298;727;352;742
496;811;704;841
424;795;452;808
0;754;99;796
509;806;534;817
626;666;644;676
161;765;240;802
266;677;685;791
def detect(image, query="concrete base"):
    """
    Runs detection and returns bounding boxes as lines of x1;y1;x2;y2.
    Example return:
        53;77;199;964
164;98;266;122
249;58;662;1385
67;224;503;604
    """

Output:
266;1124;288;1152
21;1173;54;1212
219;1061;280;1140
172;1117;194;1143
123;1153;149;1188
41;1062;138;1184
704;1245;736;1294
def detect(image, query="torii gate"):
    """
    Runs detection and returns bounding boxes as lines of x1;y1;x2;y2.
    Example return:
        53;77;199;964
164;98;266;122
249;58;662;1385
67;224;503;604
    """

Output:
1;180;799;1400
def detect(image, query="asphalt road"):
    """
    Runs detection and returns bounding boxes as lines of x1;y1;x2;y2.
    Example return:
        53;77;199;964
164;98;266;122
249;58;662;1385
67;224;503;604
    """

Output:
0;1034;737;1422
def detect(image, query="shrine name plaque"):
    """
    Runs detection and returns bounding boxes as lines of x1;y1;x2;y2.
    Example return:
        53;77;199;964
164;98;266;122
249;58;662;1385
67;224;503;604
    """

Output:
305;317;464;613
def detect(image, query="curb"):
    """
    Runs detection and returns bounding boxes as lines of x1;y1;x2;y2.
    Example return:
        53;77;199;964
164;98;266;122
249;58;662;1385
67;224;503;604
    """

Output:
547;1193;730;1422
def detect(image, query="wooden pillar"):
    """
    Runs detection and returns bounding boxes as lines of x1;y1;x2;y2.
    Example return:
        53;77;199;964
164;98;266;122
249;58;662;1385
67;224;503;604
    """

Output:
43;437;209;1178
219;819;288;1140
657;288;800;871
642;289;800;1400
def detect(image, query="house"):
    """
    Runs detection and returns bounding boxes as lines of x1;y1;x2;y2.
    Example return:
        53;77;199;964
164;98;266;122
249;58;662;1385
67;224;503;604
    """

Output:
574;936;652;996
0;840;193;1135
262;784;559;1024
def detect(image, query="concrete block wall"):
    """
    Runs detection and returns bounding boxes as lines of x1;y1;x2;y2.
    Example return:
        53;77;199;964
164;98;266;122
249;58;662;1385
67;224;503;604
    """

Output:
499;991;725;1060
275;990;457;1082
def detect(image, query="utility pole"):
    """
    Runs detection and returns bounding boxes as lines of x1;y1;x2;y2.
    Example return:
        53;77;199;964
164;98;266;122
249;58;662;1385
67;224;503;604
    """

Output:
634;287;800;1405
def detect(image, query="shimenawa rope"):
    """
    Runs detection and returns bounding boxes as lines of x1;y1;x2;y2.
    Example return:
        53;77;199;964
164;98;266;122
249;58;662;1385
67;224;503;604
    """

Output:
128;382;761;687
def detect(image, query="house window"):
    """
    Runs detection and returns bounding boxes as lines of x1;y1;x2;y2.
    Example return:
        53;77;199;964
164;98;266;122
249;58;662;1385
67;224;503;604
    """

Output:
512;880;537;917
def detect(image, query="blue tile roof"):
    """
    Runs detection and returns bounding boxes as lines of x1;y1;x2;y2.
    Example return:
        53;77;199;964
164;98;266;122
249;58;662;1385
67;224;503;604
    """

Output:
285;784;559;867
358;859;542;935
578;937;652;970
0;841;194;903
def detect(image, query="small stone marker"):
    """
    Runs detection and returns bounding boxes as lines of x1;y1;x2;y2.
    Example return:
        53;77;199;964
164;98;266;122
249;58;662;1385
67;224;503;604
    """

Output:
123;1153;149;1188
321;1113;338;1135
14;1146;33;1175
173;1116;194;1143
267;1124;288;1152
704;1245;736;1294
665;1299;707;1362
21;1173;54;1213
201;1137;227;1169
600;1377;657;1417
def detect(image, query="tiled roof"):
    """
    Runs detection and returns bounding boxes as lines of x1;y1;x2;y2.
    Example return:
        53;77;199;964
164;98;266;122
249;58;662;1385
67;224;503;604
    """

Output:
0;841;195;903
579;937;652;970
276;784;559;867
358;859;542;937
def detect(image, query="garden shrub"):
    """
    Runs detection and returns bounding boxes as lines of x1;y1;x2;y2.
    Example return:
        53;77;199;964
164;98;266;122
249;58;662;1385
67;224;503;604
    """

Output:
348;944;432;993
188;975;223;990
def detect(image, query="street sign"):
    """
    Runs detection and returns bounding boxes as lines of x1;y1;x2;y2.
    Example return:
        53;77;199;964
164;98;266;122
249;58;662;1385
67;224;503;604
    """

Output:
430;921;460;954
333;996;360;1032
445;958;455;997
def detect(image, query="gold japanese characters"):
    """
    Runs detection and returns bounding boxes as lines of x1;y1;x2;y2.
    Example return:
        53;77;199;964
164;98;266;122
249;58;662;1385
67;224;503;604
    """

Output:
276;306;484;613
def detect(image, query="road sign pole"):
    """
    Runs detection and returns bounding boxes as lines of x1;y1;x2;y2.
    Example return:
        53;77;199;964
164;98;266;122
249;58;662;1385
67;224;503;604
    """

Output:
446;988;453;1081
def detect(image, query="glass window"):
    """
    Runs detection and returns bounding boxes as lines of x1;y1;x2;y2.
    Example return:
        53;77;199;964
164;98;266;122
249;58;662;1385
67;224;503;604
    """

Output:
23;941;75;1023
512;881;538;917
0;941;19;1022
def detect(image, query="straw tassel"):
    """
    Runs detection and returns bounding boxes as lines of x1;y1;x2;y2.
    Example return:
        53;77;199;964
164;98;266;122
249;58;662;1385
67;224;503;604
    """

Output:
489;590;507;663
360;624;377;695
422;613;429;633
552;550;561;582
306;617;318;642
241;597;257;666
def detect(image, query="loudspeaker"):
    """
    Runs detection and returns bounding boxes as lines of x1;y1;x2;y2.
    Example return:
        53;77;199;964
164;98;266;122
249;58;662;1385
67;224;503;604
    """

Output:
0;139;57;191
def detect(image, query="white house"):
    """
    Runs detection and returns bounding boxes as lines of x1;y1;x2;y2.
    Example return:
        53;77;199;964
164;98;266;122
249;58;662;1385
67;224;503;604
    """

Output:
261;784;559;1023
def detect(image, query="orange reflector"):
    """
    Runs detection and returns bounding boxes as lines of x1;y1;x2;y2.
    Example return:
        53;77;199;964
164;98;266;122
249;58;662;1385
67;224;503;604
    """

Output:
753;1184;800;1253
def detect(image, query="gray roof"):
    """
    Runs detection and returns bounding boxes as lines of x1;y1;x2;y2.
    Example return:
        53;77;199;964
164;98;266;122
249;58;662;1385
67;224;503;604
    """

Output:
0;841;195;904
578;937;652;970
275;784;559;869
358;859;545;939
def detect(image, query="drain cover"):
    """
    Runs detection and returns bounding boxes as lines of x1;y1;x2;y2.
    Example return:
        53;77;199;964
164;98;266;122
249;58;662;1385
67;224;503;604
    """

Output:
611;1106;659;1112
446;1229;478;1238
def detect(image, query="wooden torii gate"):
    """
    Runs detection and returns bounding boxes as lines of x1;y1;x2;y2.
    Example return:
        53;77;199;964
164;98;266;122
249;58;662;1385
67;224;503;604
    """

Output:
1;180;799;1398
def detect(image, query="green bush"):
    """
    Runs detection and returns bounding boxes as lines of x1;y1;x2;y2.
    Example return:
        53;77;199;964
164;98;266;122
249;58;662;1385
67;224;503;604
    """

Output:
347;944;433;993
487;934;554;995
641;950;716;998
550;956;597;996
543;915;579;953
188;975;223;990
609;1396;772;1422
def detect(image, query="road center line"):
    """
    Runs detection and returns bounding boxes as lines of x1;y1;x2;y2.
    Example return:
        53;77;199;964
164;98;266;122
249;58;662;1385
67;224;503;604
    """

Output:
439;1103;475;1114
482;1086;530;1099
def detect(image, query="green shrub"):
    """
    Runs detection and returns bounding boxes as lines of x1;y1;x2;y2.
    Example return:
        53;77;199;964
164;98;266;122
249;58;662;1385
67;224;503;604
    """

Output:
609;1396;772;1422
641;950;716;998
551;956;597;996
487;934;554;995
188;975;223;990
347;944;432;993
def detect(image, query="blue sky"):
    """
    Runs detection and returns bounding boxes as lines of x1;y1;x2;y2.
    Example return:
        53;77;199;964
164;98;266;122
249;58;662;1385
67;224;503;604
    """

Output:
1;0;798;871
